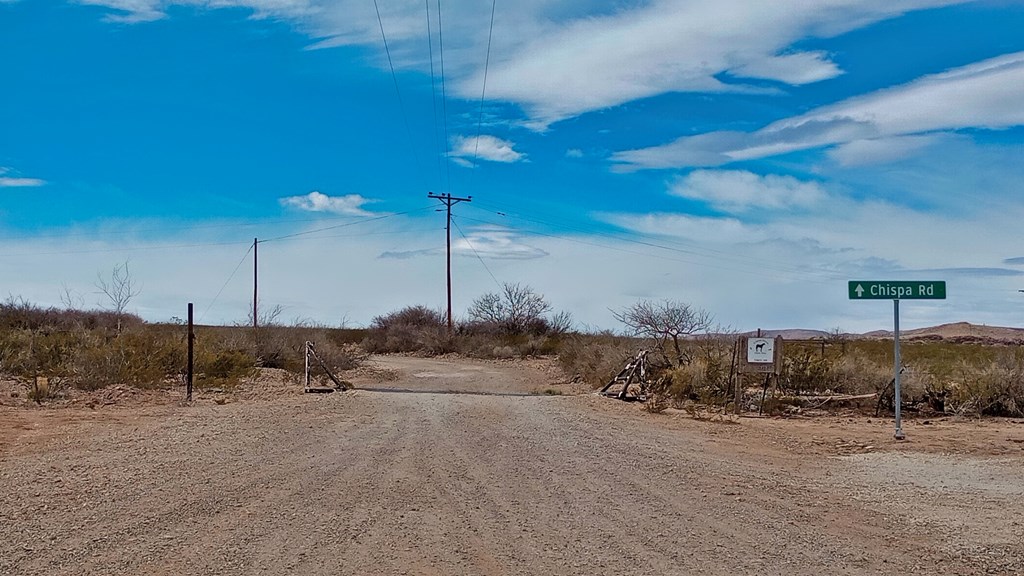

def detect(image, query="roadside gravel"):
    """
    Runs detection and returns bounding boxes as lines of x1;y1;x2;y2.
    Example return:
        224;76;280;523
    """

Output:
1;356;1020;575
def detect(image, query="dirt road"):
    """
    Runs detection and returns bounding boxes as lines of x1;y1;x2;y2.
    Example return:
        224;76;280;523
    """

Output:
2;356;1021;575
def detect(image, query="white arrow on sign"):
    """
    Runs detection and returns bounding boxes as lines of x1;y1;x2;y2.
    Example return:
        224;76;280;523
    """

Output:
855;284;865;297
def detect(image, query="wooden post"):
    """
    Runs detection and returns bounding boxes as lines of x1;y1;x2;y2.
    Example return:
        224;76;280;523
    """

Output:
304;341;311;391
187;302;194;402
731;339;741;414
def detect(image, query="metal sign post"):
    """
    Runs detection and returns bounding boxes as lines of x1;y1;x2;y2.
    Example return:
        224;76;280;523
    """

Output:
849;280;946;440
893;299;904;440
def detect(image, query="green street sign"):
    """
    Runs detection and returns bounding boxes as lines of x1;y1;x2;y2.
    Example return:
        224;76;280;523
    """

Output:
848;280;946;300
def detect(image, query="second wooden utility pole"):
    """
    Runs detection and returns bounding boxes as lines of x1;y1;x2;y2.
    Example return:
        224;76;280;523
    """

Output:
253;237;258;330
428;192;472;333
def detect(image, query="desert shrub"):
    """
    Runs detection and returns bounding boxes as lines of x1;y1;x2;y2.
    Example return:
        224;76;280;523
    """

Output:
67;327;182;390
363;305;453;355
557;332;642;388
0;296;140;333
467;283;560;336
193;347;256;390
252;326;302;370
946;350;1024;416
453;329;562;359
0;296;365;394
830;352;893;395
664;355;732;405
246;325;355;372
780;348;835;395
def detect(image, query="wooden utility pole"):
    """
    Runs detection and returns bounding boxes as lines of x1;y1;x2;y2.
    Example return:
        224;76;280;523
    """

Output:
428;192;472;333
253;237;258;330
187;302;194;402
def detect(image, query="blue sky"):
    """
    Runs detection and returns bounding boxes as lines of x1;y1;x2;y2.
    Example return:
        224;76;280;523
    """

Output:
2;0;1024;331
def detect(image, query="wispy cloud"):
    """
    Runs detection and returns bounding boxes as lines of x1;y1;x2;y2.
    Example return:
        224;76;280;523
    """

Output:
279;191;379;216
0;167;46;187
917;267;1024;277
450;135;524;165
670;170;826;213
604;212;759;245
606;174;1024;283
470;0;970;127
614;51;1024;169
827;134;945;167
453;226;547;260
75;1;971;128
78;0;320;23
381;226;546;260
0;177;46;187
77;0;166;23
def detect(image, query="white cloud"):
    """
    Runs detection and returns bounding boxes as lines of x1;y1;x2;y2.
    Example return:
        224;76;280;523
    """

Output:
606;212;759;245
279;191;379;216
382;226;546;261
0;177;46;187
75;0;970;128
78;0;321;23
598;194;1024;331
730;51;842;85
452;226;547;260
0;167;46;187
469;0;969;127
4;202;1024;335
565;148;584;159
77;0;166;22
614;51;1024;169
827;135;944;167
670;170;826;213
451;135;524;164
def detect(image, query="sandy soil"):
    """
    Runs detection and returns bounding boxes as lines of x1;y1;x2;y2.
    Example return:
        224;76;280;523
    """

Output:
1;355;1021;575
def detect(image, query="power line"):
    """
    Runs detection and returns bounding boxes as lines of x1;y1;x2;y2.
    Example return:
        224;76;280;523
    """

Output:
0;238;252;259
470;0;498;171
0;209;435;258
199;243;254;323
451;215;501;289
258;207;433;243
424;0;444;189
436;0;453;193
372;0;426;187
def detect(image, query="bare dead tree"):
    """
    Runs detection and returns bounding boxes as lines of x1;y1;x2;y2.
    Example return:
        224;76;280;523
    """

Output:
613;299;712;366
96;260;141;334
468;283;553;334
59;283;85;310
246;300;284;328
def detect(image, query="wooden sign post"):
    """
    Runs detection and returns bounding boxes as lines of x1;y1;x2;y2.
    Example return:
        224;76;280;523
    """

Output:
736;335;783;414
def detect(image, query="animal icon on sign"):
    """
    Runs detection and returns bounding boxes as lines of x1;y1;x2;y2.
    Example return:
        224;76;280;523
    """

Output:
755;342;766;353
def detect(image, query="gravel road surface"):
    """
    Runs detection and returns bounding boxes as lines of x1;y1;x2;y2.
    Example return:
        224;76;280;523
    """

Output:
2;355;1021;575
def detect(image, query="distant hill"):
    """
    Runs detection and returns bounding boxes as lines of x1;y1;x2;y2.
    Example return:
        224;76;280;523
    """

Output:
741;322;1024;344
737;329;830;340
863;322;1024;343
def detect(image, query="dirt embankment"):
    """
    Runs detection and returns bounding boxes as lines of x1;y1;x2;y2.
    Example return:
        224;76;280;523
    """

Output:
1;355;1021;575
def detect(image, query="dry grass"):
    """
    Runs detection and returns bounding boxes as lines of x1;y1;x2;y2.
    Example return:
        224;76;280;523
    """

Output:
0;299;363;397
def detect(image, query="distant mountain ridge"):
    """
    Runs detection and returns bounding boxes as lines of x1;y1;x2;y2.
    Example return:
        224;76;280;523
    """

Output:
738;322;1024;343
